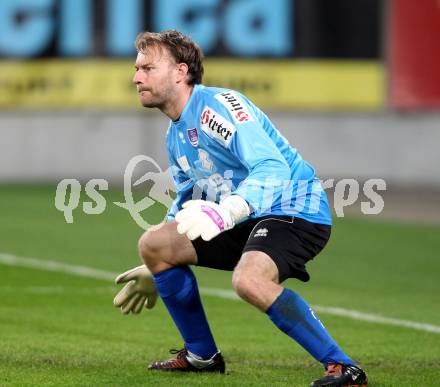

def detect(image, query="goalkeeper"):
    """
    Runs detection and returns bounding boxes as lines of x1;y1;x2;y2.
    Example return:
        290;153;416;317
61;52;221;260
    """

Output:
114;30;368;387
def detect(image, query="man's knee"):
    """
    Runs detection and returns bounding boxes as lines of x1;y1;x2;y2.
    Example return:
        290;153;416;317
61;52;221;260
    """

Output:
232;251;282;310
232;269;260;302
138;224;168;268
137;222;197;273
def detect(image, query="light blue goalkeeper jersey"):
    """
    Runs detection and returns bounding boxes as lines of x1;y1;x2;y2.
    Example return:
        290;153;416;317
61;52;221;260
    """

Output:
166;84;332;225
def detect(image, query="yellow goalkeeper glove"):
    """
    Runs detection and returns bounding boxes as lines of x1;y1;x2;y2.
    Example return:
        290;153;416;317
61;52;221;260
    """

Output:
113;265;158;314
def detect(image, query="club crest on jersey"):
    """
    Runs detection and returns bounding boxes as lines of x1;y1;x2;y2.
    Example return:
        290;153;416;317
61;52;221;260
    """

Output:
186;127;198;147
214;91;254;123
200;106;236;146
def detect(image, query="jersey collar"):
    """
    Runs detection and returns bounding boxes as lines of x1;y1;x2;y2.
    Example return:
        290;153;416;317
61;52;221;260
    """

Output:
172;84;203;124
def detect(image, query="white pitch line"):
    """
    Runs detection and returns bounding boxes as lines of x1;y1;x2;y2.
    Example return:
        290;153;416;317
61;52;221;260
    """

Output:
311;306;440;334
0;285;115;294
0;253;115;281
1;252;439;334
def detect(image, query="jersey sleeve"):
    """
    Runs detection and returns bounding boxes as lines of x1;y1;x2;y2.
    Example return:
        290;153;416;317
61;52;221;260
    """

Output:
202;91;293;216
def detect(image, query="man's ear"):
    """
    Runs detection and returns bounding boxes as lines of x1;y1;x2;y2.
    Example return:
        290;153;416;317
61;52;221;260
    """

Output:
176;63;189;83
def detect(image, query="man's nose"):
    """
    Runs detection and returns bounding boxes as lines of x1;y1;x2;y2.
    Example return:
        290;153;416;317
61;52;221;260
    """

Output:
133;71;142;85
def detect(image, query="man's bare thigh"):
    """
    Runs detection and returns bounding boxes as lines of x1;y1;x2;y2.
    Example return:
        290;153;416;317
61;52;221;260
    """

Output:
139;221;197;270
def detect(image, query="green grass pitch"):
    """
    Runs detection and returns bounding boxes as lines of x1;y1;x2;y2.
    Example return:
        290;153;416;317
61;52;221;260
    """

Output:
0;185;439;386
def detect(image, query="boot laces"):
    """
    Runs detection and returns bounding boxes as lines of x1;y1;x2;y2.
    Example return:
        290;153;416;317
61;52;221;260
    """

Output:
169;348;187;359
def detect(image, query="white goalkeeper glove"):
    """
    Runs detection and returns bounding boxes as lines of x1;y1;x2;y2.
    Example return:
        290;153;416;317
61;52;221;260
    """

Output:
113;265;158;314
175;195;250;241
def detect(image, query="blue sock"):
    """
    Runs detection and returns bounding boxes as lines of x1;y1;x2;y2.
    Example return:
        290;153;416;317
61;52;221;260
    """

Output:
153;266;217;359
266;288;354;365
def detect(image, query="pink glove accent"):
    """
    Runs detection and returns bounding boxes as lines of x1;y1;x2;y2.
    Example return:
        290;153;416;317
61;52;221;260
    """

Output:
201;205;225;231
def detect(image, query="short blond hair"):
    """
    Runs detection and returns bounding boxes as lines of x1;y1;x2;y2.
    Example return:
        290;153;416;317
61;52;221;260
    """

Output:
135;30;204;85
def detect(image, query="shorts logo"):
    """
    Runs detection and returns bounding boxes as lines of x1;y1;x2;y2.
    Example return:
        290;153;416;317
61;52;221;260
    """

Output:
254;228;268;237
186;127;198;147
214;91;254;123
200;106;236;146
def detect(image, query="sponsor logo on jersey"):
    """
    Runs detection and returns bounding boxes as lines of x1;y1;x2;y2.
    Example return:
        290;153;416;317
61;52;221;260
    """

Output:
186;127;198;147
214;91;254;123
200;106;236;146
